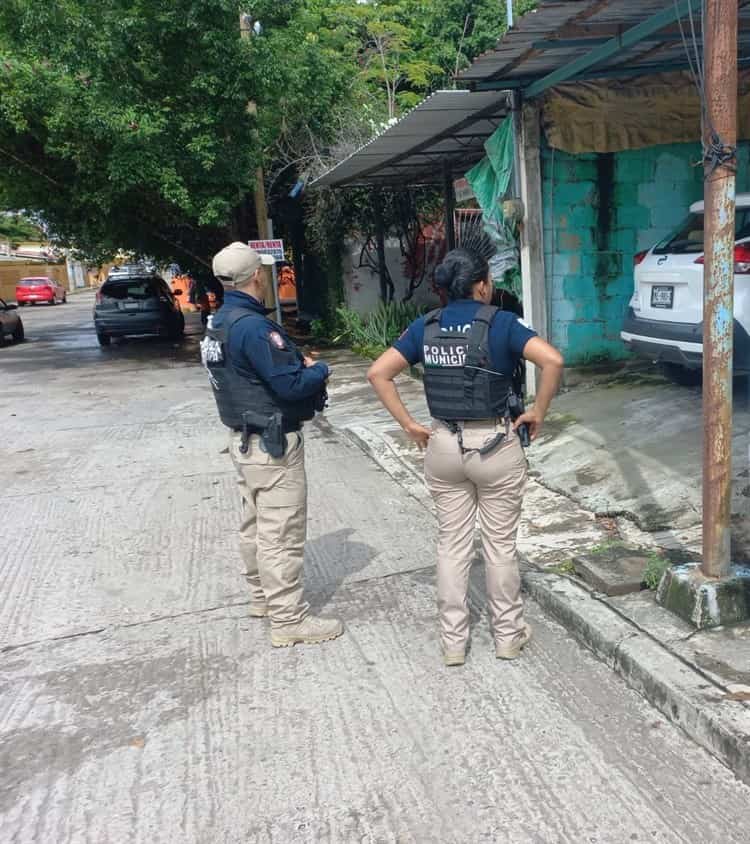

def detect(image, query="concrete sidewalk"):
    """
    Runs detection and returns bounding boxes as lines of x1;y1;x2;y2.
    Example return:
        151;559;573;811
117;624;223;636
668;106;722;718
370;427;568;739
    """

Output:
322;349;750;786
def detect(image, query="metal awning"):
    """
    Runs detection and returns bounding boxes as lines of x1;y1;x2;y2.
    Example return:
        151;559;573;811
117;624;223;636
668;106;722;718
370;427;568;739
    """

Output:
312;90;509;188
461;0;750;94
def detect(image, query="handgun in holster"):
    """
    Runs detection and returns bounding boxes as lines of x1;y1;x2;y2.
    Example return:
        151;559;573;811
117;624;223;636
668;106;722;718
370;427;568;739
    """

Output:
314;386;328;413
239;410;286;458
507;392;531;448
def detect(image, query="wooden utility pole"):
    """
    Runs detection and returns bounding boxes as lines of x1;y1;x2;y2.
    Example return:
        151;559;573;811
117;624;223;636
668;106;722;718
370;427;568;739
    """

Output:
702;0;738;578
517;99;548;398
239;12;270;240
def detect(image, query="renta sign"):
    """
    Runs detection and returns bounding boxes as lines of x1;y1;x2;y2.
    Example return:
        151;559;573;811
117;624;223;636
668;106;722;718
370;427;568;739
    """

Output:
248;239;285;261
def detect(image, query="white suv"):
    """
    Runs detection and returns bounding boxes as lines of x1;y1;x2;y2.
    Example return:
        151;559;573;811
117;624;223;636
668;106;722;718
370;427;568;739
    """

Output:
621;193;750;383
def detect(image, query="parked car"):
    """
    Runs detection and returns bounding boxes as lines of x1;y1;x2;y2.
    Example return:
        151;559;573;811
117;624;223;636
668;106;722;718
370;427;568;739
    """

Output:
93;270;185;346
0;297;24;345
621;193;750;383
15;276;67;306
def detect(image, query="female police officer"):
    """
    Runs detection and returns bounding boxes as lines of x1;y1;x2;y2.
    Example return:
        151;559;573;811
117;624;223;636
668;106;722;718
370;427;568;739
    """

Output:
367;248;563;666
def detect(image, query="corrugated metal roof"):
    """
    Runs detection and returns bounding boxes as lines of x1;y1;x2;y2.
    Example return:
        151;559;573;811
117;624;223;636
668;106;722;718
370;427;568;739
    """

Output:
460;0;750;86
312;89;509;188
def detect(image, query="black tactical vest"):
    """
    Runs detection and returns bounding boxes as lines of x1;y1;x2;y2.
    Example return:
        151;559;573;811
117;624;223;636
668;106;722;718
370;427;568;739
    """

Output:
200;308;318;430
421;304;513;421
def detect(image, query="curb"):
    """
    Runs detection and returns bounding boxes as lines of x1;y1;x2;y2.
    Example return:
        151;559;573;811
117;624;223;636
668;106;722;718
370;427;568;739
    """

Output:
339;422;750;786
524;570;750;786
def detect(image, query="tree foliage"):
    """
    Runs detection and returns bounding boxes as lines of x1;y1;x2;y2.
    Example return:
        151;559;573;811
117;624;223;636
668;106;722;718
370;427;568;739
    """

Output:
0;0;534;267
0;0;352;265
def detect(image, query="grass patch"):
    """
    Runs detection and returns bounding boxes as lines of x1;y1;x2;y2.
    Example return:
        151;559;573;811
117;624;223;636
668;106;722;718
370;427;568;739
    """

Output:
643;550;671;590
588;540;627;555
549;559;576;576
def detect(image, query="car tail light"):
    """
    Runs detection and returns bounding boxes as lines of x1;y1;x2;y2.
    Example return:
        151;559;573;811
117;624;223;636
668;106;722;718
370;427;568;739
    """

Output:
695;243;750;273
633;250;648;267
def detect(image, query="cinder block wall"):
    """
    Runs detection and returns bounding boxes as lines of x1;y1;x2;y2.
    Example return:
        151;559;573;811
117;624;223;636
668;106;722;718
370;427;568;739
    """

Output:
542;140;750;365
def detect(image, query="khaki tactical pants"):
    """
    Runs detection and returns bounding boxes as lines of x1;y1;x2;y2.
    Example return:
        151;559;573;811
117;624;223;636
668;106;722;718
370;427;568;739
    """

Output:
424;419;527;651
230;430;308;628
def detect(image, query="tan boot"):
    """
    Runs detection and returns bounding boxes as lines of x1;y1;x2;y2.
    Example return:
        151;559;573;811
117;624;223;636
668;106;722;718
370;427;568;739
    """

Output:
495;624;532;660
270;615;344;648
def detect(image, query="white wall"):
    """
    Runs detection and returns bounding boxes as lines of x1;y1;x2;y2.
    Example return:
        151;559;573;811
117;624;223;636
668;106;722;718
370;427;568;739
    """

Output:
342;238;440;315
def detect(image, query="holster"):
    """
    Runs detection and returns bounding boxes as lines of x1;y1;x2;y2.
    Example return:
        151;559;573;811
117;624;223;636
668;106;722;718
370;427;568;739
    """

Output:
239;410;287;458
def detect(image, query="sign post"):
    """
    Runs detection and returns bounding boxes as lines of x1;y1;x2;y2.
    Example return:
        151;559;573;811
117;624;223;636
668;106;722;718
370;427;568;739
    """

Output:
249;239;284;324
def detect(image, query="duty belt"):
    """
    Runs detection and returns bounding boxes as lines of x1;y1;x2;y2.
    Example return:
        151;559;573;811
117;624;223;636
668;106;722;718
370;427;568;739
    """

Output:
442;419;507;456
232;422;301;434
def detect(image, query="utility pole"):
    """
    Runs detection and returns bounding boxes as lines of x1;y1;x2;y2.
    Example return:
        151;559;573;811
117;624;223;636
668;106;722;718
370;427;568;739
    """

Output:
239;12;270;240
702;0;737;578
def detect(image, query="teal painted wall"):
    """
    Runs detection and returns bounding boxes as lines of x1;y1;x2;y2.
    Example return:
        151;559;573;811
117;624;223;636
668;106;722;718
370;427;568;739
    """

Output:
541;140;750;365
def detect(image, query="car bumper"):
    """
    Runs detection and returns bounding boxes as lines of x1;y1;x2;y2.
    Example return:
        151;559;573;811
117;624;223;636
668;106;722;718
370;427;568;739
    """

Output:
94;313;169;337
621;309;750;370
17;293;53;302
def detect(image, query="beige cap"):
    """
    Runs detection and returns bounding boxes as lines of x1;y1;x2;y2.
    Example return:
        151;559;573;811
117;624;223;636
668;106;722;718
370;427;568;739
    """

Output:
212;242;274;286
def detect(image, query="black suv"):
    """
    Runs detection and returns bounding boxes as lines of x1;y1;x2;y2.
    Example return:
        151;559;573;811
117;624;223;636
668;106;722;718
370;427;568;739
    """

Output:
94;270;185;347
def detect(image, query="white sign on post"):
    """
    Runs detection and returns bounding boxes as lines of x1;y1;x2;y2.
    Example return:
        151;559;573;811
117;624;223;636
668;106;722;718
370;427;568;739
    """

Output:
248;239;285;323
248;239;285;261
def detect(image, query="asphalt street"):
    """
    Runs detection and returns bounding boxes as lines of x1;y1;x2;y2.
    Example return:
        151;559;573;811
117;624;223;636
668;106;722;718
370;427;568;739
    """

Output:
1;292;749;843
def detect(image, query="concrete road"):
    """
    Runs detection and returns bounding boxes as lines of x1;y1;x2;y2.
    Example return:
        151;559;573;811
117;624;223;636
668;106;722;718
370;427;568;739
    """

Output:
2;294;750;843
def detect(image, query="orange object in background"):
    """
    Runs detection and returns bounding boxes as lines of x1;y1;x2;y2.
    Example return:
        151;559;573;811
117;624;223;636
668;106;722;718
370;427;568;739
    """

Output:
278;265;297;304
171;274;193;310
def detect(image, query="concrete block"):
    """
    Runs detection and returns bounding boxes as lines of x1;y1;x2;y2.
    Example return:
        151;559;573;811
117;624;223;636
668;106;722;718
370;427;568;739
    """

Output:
653;150;698;183
614;155;656;184
582;251;624;283
613;183;640;207
557;231;583;251
552;181;597;208
657;563;750;629
574;548;649;596
552;253;582;277
550;299;578;322
610;228;637;255
561;274;592;300
616;206;651;230
556;159;599;182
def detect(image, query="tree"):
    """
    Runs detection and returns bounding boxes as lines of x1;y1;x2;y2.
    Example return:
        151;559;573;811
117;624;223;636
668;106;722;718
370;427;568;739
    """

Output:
0;0;354;267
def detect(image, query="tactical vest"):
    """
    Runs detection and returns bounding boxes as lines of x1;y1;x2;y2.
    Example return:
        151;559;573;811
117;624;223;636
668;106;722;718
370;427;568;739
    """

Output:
421;304;513;421
200;308;318;430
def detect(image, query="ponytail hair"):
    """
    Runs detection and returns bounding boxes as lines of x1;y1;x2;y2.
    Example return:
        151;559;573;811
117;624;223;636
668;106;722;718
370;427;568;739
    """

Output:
434;248;489;301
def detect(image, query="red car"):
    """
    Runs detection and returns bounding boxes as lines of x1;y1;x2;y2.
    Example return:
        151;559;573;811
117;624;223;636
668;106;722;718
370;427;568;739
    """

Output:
15;276;67;306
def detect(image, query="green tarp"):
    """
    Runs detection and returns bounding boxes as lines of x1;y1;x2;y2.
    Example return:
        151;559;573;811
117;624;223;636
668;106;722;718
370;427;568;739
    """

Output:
465;116;514;222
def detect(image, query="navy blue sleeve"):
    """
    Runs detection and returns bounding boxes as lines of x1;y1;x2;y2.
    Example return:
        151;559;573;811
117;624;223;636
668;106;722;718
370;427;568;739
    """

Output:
239;321;328;401
392;315;425;365
508;316;537;359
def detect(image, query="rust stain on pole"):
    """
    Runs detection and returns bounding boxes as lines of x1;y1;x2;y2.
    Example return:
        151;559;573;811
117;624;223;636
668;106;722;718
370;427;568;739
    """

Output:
702;0;738;578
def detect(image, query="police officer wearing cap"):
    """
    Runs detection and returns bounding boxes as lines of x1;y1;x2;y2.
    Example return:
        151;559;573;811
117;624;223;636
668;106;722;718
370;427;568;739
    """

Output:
368;248;563;666
202;242;343;647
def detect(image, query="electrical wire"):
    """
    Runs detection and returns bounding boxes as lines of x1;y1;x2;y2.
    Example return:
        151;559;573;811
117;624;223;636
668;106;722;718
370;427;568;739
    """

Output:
674;0;737;176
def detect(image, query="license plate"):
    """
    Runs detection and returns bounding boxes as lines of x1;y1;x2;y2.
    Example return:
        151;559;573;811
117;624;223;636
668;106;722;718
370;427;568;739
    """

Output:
121;302;140;311
651;285;674;309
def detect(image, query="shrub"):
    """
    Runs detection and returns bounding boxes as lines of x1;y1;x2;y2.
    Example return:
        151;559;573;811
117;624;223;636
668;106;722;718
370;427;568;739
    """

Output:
332;301;426;359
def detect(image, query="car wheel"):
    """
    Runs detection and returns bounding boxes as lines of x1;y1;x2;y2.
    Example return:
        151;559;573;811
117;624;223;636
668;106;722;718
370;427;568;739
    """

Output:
661;362;702;387
12;321;24;343
62;293;67;303
97;332;111;347
49;296;56;306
